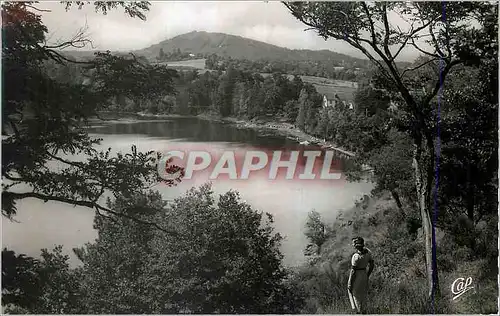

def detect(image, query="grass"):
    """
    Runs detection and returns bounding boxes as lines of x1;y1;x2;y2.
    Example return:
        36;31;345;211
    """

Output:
260;73;358;102
293;192;498;314
313;84;357;102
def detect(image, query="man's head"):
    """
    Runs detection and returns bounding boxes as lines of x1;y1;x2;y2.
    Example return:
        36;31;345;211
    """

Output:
352;236;364;250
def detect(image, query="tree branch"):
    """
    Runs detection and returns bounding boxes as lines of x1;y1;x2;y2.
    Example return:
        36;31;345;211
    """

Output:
344;35;395;85
381;3;393;61
423;59;463;105
429;23;445;58
46;152;86;168
362;2;377;45
3;191;180;236
3;173;28;182
401;58;439;78
25;3;52;12
410;38;441;59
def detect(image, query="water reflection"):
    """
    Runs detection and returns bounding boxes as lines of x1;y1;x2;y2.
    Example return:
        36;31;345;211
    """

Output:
3;117;373;267
87;117;296;147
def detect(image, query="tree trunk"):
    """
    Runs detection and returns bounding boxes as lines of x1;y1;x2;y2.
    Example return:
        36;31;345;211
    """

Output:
412;140;439;300
390;189;405;217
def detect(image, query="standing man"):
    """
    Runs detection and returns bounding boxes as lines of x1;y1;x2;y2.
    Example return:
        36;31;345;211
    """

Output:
347;237;375;314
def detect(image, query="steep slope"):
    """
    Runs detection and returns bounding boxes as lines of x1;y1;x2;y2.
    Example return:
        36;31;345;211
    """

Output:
294;192;497;314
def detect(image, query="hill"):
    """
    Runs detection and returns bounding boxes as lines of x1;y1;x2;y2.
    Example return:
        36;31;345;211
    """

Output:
61;31;410;72
134;31;370;67
57;31;378;102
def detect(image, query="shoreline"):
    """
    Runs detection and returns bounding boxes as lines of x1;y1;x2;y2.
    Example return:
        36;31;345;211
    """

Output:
212;116;355;157
93;111;356;157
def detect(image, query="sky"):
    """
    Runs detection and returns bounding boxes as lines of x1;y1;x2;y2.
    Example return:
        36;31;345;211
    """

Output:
39;1;421;61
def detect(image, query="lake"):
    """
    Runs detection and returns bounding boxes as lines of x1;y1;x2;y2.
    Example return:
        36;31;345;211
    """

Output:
2;117;374;267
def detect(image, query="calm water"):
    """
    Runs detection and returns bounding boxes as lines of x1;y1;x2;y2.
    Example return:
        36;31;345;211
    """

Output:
2;117;373;267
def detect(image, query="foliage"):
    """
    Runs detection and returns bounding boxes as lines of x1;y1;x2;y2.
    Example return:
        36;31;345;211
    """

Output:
63;1;151;20
328;61;497;266
1;2;181;226
284;0;498;298
304;210;328;255
436;62;498;255
88;51;178;106
2;246;82;314
3;1;498;314
2;186;305;314
154;68;322;124
294;194;497;314
2;249;43;311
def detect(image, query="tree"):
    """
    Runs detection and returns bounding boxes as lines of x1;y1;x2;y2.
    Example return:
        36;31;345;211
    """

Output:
2;249;43;312
73;191;168;313
2;247;82;314
158;47;166;61
284;1;498;299
364;129;415;215
284;99;299;122
295;88;308;130
437;62;498;255
216;66;237;117
73;185;304;313
354;83;390;116
304;210;328;254
2;2;182;232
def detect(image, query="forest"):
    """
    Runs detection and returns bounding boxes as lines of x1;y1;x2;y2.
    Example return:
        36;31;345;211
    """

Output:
2;1;498;314
204;54;362;81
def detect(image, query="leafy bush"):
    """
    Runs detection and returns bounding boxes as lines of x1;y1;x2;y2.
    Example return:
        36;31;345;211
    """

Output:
3;185;306;314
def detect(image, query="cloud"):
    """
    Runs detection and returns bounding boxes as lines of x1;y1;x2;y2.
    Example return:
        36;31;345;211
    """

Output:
38;2;419;61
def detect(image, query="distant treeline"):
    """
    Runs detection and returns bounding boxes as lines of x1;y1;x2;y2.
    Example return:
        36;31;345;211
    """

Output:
156;48;205;62
113;68;331;132
204;54;362;81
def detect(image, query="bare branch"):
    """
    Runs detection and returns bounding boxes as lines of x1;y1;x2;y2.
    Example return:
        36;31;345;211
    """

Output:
443;22;452;59
333;31;395;85
282;3;382;77
429;23;445;58
25;4;52;12
392;16;440;61
44;23;93;50
362;2;378;45
410;37;441;59
401;58;439;78
3;173;27;182
381;3;393;61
